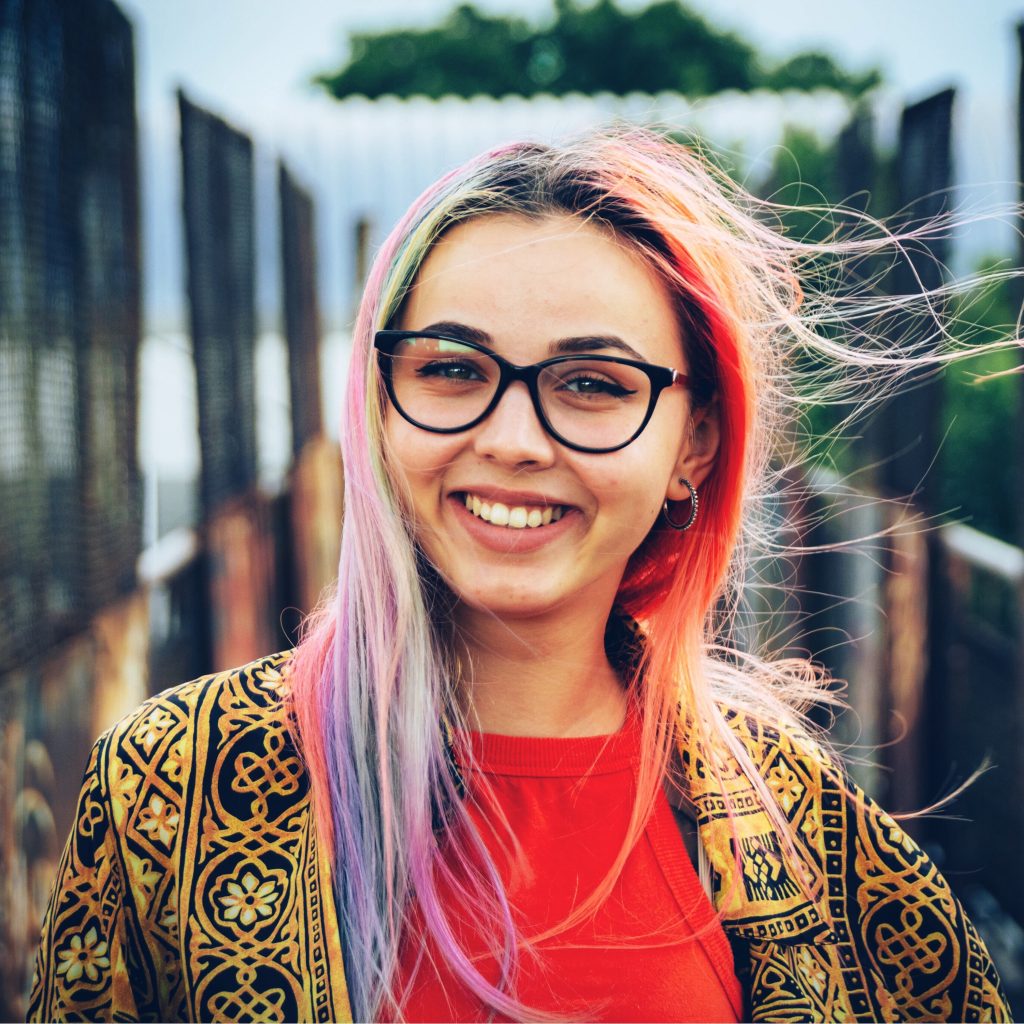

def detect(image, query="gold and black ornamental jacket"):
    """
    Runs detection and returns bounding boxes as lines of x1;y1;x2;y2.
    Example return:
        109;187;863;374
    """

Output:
28;652;1012;1022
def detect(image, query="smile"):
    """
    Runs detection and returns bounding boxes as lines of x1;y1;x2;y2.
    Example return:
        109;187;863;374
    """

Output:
460;492;567;529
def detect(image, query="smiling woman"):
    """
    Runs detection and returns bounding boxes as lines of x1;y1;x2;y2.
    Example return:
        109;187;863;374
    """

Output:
29;129;1012;1023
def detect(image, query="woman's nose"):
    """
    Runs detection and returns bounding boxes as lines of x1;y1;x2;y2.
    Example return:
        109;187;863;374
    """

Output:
471;381;557;467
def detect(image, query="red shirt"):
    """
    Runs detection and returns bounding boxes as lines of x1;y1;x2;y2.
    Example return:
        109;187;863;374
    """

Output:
394;709;743;1022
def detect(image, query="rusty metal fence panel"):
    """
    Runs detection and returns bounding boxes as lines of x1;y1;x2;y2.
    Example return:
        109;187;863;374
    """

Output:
0;0;140;668
178;90;257;517
0;2;140;1013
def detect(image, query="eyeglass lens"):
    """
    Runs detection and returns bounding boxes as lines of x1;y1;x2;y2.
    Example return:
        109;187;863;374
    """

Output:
383;335;653;450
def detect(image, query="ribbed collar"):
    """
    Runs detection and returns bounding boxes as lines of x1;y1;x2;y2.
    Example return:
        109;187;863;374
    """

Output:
456;702;642;778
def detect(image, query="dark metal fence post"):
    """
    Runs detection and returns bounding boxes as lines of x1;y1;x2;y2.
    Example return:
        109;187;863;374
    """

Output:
835;102;884;479
279;161;323;456
179;93;280;669
279;160;343;623
878;89;955;820
880;87;955;509
178;90;258;518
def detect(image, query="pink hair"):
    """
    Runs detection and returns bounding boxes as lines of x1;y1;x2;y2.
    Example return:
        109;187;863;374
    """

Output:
285;126;1015;1019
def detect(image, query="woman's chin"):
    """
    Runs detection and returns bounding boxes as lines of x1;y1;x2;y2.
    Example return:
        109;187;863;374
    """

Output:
454;588;564;622
449;577;584;624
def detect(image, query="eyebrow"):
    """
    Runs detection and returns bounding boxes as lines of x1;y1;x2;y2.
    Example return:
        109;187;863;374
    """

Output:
419;320;648;362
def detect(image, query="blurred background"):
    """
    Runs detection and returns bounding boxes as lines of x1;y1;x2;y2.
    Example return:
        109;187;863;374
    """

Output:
2;0;1023;1014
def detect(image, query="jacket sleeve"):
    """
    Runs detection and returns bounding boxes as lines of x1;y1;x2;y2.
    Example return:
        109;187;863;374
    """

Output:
26;730;143;1023
836;781;1012;1022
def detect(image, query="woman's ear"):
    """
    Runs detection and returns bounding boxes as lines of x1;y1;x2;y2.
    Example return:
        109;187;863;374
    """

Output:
666;396;720;501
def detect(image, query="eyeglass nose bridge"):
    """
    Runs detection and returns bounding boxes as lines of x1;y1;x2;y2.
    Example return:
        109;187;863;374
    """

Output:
478;355;553;437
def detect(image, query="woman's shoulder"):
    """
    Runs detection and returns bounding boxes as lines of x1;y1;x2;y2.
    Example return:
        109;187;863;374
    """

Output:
689;706;839;833
718;707;833;771
97;649;297;770
84;648;305;862
709;708;964;920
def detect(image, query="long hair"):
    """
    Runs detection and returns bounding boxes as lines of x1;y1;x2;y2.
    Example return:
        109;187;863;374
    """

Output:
285;127;1016;1020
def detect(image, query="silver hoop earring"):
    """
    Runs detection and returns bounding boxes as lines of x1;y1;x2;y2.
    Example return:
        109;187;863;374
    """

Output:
662;478;698;531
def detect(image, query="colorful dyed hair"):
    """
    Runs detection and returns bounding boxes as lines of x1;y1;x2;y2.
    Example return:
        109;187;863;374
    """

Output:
285;127;1014;1020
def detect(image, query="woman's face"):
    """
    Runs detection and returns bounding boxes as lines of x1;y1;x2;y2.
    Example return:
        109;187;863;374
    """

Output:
384;212;717;622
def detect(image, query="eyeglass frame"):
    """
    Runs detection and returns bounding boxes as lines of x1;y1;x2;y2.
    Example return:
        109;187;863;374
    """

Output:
374;329;693;454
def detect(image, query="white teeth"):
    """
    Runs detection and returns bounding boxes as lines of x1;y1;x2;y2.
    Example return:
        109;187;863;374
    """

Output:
462;493;566;529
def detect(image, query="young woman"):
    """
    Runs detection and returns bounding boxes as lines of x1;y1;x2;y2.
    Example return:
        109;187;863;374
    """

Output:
30;130;1011;1022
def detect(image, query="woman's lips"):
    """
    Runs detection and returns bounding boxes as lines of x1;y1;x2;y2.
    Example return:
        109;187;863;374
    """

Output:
447;492;578;553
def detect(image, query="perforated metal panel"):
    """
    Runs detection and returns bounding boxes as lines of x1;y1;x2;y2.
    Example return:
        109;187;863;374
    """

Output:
0;0;141;669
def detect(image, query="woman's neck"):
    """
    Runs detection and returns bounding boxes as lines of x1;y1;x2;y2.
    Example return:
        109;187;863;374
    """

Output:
453;603;628;738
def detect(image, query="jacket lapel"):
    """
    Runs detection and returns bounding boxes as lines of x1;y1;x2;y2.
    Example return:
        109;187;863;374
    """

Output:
688;741;834;945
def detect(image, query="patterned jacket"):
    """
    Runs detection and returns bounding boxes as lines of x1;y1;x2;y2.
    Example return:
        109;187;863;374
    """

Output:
28;651;1011;1022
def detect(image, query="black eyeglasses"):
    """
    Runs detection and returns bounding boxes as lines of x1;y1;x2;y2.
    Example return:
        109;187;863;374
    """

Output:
374;330;691;454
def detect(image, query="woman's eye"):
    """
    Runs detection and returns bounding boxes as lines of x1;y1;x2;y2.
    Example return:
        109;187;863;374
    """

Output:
562;374;634;397
415;360;484;381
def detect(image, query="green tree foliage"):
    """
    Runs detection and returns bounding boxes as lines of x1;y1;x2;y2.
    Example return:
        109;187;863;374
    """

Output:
762;52;881;97
315;0;880;101
939;267;1021;543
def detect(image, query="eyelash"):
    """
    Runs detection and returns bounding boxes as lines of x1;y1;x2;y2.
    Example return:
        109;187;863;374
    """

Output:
416;360;486;380
558;372;634;396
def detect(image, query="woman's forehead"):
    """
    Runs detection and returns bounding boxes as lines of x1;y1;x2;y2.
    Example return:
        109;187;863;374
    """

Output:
400;213;684;363
417;212;635;281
